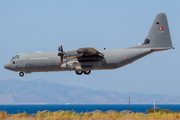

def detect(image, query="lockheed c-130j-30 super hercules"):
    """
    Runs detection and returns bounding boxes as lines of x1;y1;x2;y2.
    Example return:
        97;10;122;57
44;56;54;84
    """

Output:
4;13;174;77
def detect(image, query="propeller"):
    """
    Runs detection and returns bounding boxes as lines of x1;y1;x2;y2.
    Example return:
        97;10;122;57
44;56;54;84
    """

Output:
57;44;64;68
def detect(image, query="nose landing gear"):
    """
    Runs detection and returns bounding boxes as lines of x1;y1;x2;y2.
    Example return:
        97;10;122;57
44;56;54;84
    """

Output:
19;72;24;77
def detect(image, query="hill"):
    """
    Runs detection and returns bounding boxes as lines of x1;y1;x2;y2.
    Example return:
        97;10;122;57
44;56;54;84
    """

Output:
0;79;179;104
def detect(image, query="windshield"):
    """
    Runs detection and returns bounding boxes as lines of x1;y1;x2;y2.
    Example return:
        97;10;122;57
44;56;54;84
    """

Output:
12;55;20;60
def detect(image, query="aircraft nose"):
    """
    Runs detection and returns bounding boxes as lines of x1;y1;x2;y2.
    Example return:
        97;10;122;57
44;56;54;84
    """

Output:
4;62;12;70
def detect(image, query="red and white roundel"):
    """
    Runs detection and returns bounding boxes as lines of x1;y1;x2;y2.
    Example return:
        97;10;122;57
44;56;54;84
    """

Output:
123;56;126;59
159;27;164;30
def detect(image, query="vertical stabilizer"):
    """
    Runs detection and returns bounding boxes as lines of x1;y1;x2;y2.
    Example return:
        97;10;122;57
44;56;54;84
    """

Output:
142;13;173;49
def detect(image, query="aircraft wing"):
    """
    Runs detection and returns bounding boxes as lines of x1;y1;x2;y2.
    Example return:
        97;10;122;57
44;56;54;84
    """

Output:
66;47;104;60
77;47;104;56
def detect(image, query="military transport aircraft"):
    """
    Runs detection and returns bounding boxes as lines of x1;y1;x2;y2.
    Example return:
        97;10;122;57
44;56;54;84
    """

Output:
4;13;174;77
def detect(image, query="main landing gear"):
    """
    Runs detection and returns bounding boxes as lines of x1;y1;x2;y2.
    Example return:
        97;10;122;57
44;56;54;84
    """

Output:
75;70;91;75
19;72;24;77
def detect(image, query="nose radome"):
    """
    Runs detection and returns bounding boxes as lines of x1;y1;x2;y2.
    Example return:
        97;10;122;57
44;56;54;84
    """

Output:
4;62;11;70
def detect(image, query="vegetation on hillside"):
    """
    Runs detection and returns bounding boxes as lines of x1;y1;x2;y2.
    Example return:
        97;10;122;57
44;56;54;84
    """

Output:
1;109;180;120
146;108;176;114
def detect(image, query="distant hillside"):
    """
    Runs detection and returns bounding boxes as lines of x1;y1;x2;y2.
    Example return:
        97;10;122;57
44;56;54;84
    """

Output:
0;79;180;104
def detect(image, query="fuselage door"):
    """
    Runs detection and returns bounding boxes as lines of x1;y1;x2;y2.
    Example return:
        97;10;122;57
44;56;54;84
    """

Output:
25;63;31;73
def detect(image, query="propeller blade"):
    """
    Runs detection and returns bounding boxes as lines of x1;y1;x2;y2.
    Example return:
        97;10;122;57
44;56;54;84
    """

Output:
60;44;63;52
61;55;63;64
60;56;62;68
58;46;60;51
58;44;64;68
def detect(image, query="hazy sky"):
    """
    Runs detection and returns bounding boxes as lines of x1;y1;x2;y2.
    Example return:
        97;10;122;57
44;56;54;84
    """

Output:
1;1;180;96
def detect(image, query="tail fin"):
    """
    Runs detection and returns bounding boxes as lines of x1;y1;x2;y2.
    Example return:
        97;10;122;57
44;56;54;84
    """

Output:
142;13;173;49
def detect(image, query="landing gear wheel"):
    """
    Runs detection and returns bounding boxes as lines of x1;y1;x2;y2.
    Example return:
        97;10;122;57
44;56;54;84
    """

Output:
84;70;91;75
75;71;83;75
19;72;24;77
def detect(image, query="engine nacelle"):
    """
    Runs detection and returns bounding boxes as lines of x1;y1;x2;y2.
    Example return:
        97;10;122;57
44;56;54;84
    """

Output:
61;61;92;71
61;61;79;69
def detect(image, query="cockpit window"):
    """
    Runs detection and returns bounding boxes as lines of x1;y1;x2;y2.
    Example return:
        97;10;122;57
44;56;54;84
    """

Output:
12;55;20;60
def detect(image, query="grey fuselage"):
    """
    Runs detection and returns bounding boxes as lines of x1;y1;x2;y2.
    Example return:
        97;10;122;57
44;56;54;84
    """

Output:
4;47;153;73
